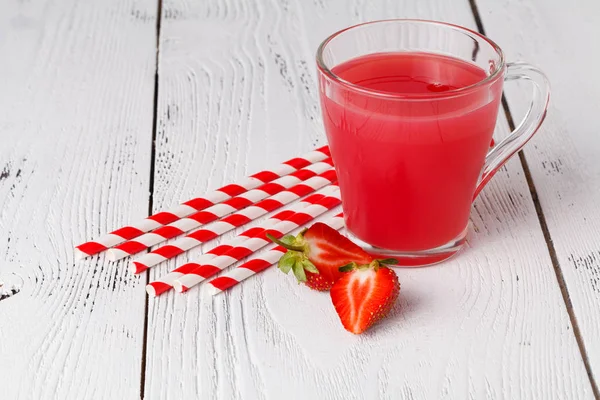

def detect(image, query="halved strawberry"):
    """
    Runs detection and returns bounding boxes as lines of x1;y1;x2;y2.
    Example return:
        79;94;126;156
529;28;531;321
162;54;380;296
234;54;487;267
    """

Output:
330;260;400;334
268;222;374;291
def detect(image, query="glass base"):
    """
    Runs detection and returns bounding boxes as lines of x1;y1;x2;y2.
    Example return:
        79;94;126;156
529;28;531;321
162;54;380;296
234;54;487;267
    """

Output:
346;225;469;267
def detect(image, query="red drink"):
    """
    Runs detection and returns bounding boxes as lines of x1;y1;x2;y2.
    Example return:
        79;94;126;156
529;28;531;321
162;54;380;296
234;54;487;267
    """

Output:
320;52;503;252
317;20;549;265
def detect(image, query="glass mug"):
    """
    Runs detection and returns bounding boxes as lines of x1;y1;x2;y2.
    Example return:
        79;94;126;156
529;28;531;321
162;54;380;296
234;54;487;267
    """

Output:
316;20;550;265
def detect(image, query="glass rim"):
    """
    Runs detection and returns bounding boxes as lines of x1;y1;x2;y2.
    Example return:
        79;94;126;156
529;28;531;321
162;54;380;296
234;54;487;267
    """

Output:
315;19;506;100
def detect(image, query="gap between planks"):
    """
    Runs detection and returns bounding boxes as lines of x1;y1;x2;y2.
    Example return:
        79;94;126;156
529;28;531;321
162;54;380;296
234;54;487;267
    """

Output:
140;0;163;398
468;0;600;397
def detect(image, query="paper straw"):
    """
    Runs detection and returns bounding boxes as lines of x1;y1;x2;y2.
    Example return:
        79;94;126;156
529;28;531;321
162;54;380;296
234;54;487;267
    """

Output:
207;212;344;295
107;159;333;261
145;189;334;297
172;194;342;293
75;146;330;258
131;171;338;273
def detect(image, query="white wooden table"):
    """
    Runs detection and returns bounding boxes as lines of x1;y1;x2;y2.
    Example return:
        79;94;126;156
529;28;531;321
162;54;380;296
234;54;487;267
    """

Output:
1;0;599;398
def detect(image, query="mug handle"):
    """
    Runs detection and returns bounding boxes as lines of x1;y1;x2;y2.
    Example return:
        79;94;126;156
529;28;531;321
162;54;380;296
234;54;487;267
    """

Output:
473;62;551;198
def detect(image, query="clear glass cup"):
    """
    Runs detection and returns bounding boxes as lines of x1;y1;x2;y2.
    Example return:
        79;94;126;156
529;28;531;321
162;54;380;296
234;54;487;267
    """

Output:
316;19;550;266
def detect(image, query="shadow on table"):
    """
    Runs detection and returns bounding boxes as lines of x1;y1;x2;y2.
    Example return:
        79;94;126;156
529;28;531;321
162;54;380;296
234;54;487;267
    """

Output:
363;288;426;336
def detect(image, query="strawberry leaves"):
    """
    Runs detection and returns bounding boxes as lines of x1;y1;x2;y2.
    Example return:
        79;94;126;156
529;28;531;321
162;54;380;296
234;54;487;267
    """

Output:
293;261;307;282
339;258;399;273
377;258;400;266
269;222;390;292
277;250;319;283
278;252;296;274
268;233;305;252
273;232;320;283
338;263;355;273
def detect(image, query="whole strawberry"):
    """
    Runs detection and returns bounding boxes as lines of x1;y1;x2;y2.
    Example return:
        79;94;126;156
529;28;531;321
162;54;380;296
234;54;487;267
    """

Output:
330;260;400;334
268;222;373;291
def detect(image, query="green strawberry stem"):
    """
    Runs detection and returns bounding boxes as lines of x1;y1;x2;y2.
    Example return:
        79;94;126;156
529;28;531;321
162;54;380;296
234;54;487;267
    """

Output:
339;263;355;272
266;233;305;252
339;258;399;272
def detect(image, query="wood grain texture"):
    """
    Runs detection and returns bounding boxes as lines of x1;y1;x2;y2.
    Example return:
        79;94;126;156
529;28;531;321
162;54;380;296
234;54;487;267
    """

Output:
145;0;593;398
475;0;600;388
0;0;157;398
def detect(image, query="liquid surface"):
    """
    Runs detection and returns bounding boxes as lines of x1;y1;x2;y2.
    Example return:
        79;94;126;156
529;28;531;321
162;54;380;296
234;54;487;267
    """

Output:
334;51;485;95
320;52;503;251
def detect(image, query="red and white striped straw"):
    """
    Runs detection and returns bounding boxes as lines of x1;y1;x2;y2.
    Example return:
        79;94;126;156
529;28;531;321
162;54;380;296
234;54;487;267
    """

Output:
75;146;330;259
172;194;342;293
207;212;344;295
145;189;334;297
131;171;339;274
107;159;333;261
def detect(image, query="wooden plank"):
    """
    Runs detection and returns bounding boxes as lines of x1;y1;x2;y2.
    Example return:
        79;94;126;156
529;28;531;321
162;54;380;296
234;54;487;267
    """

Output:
0;0;157;398
145;0;593;398
474;0;600;390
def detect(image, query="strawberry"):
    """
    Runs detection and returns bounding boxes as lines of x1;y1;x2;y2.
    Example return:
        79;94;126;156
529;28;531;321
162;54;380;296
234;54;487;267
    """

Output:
267;222;374;291
330;260;400;334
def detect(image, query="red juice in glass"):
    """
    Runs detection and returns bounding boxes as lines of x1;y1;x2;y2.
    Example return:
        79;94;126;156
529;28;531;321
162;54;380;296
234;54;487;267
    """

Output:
317;20;549;266
320;52;502;256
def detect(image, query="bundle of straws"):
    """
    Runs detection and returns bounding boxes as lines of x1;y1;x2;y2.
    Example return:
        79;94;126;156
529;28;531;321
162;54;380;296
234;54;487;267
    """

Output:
76;146;345;297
